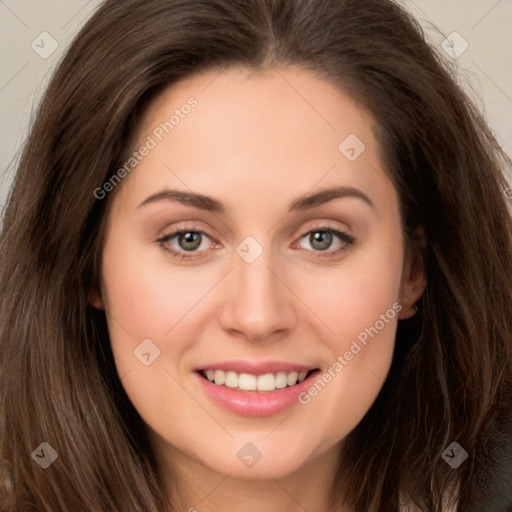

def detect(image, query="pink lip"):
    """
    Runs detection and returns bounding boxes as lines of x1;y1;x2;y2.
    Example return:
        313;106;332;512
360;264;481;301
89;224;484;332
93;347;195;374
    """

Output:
195;364;320;417
196;359;314;376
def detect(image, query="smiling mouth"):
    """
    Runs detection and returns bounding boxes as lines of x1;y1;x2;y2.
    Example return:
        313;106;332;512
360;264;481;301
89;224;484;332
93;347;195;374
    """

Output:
198;369;319;392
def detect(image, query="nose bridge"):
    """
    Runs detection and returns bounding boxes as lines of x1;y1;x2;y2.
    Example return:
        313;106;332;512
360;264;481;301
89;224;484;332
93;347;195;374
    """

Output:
218;244;298;340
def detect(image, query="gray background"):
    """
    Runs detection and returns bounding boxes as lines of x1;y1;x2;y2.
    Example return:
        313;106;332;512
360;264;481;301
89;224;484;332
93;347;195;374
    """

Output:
1;0;511;213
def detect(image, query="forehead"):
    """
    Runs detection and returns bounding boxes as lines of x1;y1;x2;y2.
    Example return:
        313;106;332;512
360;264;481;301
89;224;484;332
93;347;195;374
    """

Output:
115;66;395;218
139;65;376;148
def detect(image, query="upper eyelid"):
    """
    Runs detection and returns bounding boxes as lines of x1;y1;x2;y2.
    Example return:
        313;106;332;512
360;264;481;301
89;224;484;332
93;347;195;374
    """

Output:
158;222;215;239
160;218;350;237
159;223;350;239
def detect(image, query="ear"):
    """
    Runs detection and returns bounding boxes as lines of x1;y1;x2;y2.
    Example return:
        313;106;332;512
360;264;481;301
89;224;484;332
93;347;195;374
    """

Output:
399;225;427;320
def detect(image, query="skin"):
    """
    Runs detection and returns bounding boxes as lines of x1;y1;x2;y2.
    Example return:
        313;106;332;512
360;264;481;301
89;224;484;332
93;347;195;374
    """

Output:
92;66;426;511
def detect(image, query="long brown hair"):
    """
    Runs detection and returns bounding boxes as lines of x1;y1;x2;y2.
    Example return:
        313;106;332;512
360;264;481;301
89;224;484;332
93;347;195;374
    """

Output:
1;0;511;510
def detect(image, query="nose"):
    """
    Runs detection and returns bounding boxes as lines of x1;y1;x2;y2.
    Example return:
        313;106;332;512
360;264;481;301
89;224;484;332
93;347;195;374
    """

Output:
218;249;299;343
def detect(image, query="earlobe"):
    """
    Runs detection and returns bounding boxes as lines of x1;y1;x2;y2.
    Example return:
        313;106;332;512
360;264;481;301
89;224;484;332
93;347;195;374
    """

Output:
398;298;421;320
89;286;105;310
90;297;104;310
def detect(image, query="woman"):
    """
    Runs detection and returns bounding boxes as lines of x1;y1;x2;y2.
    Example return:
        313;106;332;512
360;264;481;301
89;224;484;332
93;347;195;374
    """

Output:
1;0;511;510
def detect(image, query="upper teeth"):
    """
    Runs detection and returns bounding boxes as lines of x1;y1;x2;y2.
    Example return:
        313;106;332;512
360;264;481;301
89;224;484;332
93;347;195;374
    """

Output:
203;370;309;391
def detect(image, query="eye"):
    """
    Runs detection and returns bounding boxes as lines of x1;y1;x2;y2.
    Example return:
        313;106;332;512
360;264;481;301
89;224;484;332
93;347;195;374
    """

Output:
294;226;354;257
157;229;216;259
156;224;354;261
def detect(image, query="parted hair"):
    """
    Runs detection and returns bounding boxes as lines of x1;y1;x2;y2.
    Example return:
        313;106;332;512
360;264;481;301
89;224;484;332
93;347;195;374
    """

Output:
1;0;511;510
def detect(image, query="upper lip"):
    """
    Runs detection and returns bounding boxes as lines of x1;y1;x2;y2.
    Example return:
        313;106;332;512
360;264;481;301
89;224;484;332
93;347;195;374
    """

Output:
196;360;318;376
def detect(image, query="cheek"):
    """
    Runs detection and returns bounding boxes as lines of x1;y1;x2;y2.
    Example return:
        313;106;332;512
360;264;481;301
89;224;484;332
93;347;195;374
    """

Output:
99;248;217;426
101;246;213;339
294;233;403;347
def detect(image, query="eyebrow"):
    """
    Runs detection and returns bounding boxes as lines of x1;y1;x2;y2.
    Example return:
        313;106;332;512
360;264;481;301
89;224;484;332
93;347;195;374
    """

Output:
137;189;224;212
137;186;375;213
289;186;375;212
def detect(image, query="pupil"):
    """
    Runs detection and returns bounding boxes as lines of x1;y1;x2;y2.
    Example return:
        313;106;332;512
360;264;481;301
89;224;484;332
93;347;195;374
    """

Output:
179;232;201;251
311;231;332;251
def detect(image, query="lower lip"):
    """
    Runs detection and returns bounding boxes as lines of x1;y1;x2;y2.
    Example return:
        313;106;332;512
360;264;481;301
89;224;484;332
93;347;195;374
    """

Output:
195;371;320;417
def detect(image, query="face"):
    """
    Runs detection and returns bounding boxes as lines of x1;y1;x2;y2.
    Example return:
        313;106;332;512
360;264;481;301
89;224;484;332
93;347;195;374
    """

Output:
94;66;424;485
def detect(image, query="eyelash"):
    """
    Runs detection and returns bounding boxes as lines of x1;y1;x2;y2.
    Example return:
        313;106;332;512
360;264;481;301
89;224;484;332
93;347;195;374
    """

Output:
156;224;355;261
